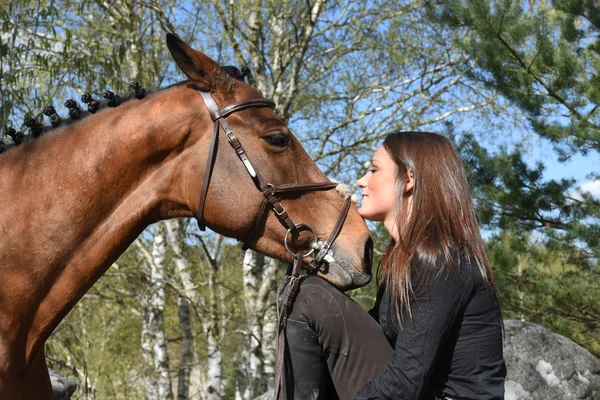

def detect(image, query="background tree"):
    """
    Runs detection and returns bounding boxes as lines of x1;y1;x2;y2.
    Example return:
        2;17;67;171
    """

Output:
164;219;199;400
0;0;177;129
137;223;174;400
428;0;600;158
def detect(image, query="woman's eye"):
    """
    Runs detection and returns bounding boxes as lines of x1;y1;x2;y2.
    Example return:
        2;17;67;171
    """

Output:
262;132;290;148
369;169;377;174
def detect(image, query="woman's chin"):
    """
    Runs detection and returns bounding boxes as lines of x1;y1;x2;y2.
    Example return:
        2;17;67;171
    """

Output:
358;209;386;223
358;209;375;221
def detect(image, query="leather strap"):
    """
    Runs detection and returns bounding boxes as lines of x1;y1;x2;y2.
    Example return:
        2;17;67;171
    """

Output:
243;181;339;252
197;121;219;231
274;311;287;400
268;182;338;194
196;89;334;245
196;90;276;231
210;99;276;121
309;196;352;270
275;256;302;400
193;87;354;400
199;91;219;115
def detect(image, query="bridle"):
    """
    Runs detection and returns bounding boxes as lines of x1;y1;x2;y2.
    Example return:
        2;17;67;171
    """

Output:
194;87;352;400
195;88;352;271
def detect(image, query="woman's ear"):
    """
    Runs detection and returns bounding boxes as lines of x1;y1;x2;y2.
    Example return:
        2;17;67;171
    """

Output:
405;168;415;193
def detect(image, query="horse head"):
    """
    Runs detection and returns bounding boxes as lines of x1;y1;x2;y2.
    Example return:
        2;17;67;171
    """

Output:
165;34;373;290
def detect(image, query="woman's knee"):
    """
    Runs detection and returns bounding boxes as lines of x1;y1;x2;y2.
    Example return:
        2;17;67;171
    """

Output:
289;276;352;356
290;276;344;321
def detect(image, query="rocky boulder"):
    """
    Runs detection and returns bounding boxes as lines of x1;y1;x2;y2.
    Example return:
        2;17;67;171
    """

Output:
504;319;600;399
50;369;77;400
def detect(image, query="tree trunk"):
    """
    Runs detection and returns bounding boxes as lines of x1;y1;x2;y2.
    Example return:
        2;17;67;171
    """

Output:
140;222;174;400
165;219;200;400
260;271;278;393
191;233;225;400
205;250;223;400
238;251;278;399
176;295;193;400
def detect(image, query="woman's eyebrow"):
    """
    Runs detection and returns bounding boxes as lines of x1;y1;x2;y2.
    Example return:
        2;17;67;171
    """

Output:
371;159;381;165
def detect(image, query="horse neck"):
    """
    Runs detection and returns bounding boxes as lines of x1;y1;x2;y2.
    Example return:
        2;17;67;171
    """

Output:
0;87;206;363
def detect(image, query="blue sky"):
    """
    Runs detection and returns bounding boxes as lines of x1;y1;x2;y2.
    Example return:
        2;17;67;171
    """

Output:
530;140;600;198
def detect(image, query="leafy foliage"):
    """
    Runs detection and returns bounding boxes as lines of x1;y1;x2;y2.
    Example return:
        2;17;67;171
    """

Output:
428;0;600;159
487;232;600;356
458;133;599;269
0;0;175;133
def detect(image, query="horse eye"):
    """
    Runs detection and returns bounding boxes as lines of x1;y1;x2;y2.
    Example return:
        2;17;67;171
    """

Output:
262;132;290;148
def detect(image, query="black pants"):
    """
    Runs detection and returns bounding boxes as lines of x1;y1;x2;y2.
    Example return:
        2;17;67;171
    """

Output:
283;276;393;400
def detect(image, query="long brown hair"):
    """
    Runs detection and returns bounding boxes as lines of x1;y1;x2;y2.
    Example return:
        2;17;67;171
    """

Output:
381;131;496;323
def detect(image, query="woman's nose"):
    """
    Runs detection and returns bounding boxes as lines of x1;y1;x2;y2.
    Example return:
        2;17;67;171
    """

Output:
356;173;368;188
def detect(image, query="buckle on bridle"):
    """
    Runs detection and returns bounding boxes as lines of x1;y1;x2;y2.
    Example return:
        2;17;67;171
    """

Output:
273;204;287;216
223;126;236;143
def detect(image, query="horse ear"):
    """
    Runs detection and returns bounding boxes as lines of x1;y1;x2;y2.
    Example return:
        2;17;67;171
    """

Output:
166;33;225;91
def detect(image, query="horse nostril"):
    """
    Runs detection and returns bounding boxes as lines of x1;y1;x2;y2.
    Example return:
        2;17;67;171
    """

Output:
364;236;373;274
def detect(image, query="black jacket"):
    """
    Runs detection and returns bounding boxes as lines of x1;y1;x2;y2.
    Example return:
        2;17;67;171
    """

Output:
354;252;507;400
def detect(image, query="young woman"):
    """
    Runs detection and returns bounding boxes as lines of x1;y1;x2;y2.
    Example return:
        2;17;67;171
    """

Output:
284;131;506;399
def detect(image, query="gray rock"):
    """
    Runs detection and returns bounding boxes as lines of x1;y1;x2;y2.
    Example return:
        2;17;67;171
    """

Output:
504;319;600;399
49;369;77;400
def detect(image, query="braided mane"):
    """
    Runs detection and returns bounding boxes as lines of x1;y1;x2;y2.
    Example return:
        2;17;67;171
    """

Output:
0;65;251;155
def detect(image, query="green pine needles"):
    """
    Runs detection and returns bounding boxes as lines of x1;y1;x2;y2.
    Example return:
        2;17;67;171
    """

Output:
428;0;600;159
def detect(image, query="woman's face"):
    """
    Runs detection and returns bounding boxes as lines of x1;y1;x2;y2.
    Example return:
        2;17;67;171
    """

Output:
356;146;398;222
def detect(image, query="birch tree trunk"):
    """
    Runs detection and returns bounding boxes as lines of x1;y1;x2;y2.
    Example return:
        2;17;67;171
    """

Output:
176;297;193;400
167;222;228;400
140;222;174;400
165;219;201;400
204;238;223;400
238;251;278;399
260;275;278;392
194;233;225;400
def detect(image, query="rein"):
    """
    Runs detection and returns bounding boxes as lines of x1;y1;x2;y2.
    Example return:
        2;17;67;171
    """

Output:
194;88;352;399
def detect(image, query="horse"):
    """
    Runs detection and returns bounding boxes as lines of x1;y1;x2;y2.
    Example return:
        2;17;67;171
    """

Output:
0;34;373;399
